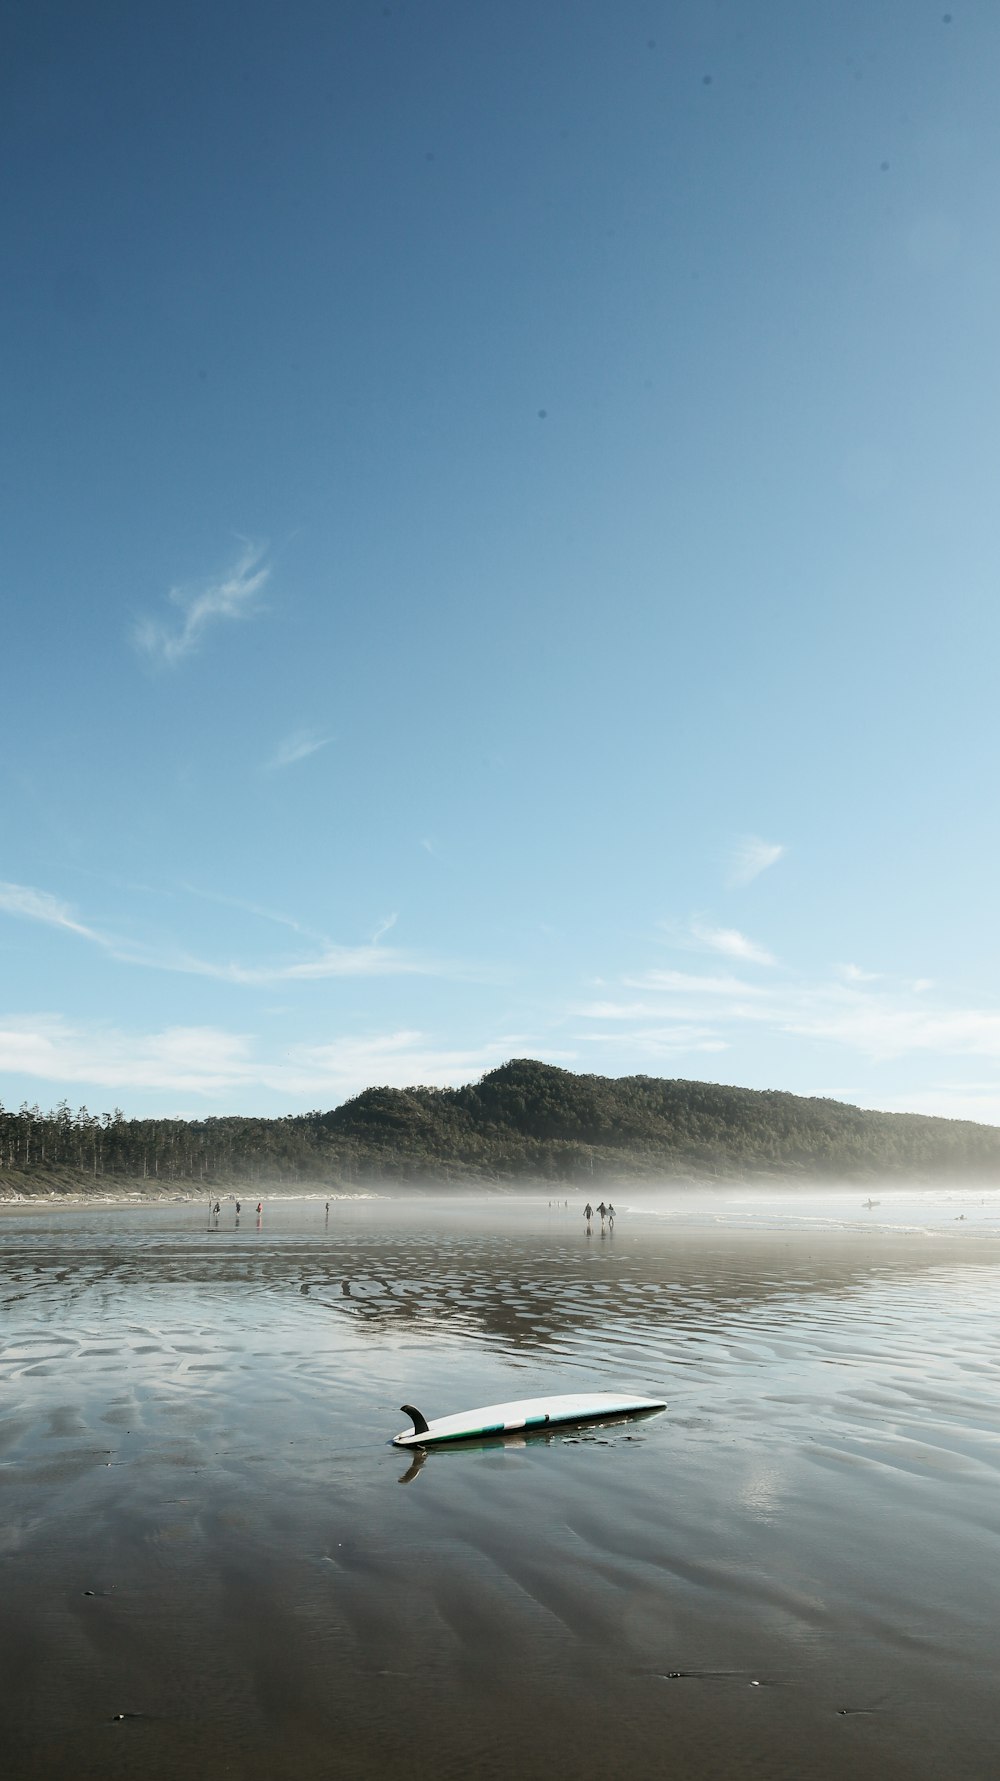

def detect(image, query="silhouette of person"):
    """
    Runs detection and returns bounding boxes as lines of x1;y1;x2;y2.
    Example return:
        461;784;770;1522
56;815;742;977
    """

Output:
584;1202;593;1222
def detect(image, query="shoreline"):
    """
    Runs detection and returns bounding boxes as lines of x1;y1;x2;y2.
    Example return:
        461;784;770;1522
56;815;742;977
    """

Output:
0;1187;389;1209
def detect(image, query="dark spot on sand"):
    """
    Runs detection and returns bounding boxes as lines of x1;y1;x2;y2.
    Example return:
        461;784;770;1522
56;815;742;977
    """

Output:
661;1669;757;1683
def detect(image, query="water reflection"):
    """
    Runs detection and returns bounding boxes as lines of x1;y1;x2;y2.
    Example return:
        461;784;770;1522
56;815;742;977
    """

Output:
4;1201;1000;1366
3;1200;1000;1781
395;1406;668;1483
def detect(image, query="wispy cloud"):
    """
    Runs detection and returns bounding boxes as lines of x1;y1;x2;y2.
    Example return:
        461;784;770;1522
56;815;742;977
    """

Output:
370;913;398;945
631;970;769;999
0;878;453;983
783;997;1000;1062
0;1018;550;1104
837;962;881;983
729;836;786;886
162;943;440;984
265;728;331;772
578;960;1000;1073
576;1024;729;1058
874;1085;1000;1122
0;881;100;942
176;883;323;942
0;1017;256;1098
133;540;270;666
690;920;776;967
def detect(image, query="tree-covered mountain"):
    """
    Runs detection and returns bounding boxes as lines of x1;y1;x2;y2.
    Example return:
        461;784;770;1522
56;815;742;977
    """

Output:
2;1060;1000;1194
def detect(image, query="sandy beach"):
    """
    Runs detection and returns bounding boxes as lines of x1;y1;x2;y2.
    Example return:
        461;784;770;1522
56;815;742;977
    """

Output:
3;1192;1000;1779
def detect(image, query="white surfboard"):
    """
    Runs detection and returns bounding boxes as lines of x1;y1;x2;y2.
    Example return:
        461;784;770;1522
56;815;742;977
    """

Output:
392;1391;666;1447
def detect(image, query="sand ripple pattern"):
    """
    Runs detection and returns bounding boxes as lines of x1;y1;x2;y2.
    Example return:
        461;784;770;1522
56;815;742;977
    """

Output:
2;1200;1000;1779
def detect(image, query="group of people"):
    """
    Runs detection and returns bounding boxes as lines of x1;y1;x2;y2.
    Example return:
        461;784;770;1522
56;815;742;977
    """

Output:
583;1199;615;1228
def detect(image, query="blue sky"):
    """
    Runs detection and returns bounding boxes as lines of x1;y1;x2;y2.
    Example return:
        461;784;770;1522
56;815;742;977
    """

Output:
3;0;1000;1121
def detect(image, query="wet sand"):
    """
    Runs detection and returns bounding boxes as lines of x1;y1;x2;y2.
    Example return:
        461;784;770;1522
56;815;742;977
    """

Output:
2;1193;1000;1778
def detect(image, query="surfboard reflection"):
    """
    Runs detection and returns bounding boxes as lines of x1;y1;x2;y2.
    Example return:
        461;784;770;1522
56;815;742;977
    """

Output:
396;1410;664;1482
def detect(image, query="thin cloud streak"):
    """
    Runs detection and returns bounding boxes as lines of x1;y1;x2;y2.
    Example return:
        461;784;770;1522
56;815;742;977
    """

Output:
690;920;776;967
176;883;325;943
173;943;437;984
265;728;331;771
134;540;270;666
0;881;100;942
0;879;456;983
729;836;786;886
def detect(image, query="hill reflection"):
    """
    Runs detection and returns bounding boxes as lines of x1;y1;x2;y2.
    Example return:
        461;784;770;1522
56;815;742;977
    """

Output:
4;1204;999;1361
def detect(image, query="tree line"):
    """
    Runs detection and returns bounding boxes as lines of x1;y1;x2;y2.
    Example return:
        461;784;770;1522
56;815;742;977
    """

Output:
3;1059;1000;1193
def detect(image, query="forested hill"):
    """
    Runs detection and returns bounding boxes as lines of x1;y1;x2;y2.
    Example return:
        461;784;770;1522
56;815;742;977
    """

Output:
3;1060;1000;1195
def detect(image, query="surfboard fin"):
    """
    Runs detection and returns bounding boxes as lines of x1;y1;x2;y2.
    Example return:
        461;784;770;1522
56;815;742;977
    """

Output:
400;1403;429;1436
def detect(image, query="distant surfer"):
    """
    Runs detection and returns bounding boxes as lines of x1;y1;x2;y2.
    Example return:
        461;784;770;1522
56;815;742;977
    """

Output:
607;1202;615;1227
213;1201;220;1216
256;1201;263;1215
235;1201;241;1215
584;1202;593;1224
597;1201;607;1224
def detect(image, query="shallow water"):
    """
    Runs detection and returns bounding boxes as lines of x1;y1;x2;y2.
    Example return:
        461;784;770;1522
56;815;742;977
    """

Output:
2;1194;999;1778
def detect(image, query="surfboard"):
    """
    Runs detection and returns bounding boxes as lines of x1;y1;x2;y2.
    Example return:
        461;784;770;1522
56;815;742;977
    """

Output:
392;1392;666;1447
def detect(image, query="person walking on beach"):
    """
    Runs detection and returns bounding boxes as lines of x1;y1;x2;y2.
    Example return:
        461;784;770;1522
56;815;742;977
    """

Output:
584;1202;593;1224
596;1200;607;1225
606;1202;615;1228
256;1201;262;1215
235;1201;241;1215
